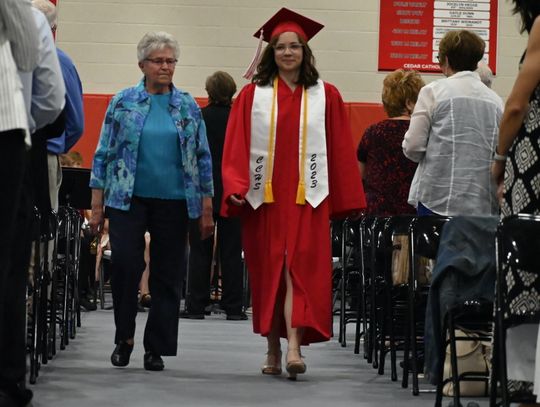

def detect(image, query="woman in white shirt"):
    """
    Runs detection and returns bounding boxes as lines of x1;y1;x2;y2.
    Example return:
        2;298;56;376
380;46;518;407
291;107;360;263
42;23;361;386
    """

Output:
402;29;503;216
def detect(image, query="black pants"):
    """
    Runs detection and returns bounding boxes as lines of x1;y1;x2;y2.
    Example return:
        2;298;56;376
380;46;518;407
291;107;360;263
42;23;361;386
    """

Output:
78;234;96;297
187;214;243;315
108;196;188;356
0;131;32;386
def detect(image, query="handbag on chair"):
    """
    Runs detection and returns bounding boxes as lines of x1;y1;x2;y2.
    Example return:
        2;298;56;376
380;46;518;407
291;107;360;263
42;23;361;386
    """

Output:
442;329;490;396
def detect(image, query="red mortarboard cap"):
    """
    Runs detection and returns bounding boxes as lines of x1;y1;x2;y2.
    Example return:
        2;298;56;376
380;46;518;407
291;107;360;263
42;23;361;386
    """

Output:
253;8;324;43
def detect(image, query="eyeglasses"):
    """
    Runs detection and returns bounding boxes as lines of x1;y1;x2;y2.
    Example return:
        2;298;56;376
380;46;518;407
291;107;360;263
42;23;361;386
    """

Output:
273;43;303;54
145;58;178;66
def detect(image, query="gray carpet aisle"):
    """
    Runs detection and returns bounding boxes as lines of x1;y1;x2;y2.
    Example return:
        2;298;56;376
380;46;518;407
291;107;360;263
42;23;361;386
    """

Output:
31;310;488;407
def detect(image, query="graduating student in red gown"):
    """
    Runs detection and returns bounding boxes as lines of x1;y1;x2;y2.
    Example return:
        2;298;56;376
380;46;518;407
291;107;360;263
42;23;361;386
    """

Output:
221;8;365;380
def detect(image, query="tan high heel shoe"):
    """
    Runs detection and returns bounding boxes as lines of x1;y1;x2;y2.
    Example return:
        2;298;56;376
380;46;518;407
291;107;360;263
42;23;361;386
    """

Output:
261;350;282;375
286;348;306;380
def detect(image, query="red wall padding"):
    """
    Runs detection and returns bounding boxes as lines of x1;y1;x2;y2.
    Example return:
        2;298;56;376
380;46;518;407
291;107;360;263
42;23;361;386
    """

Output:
71;94;387;169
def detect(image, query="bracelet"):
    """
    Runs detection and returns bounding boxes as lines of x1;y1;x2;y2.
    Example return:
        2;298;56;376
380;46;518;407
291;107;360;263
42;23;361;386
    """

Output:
493;147;508;162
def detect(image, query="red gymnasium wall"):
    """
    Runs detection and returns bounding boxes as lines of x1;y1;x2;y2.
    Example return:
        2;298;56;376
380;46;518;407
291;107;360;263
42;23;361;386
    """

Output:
72;94;387;168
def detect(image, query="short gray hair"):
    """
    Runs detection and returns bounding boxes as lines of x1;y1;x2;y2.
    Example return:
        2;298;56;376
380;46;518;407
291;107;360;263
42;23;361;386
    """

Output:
32;0;57;29
476;61;494;88
137;32;180;62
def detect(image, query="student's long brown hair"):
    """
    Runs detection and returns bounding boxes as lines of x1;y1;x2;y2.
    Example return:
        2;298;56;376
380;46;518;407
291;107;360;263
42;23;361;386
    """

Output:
252;35;319;88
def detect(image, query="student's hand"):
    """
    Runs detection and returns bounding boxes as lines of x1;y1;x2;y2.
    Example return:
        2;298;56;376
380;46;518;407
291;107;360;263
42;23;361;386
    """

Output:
229;194;246;206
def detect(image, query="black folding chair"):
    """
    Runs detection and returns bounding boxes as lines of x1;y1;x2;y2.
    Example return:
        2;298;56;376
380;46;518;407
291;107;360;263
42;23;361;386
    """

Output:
432;216;498;407
333;218;361;347
401;215;450;395
490;214;540;407
58;167;90;339
367;217;389;369
376;215;415;381
28;207;57;384
354;216;375;357
28;208;42;384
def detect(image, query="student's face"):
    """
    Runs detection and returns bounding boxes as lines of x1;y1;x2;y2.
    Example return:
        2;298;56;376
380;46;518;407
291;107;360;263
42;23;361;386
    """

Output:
274;32;304;74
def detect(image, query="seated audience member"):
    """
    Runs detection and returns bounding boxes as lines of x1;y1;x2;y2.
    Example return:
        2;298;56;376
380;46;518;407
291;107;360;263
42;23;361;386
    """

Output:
92;221;151;312
59;153;73;167
138;232;151;310
357;69;424;216
181;71;245;321
402;30;503;217
94;218;111;287
79;224;98;311
67;150;83;167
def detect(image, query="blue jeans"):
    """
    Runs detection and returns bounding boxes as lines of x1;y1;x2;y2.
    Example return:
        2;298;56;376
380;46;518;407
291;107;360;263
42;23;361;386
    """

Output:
417;202;437;217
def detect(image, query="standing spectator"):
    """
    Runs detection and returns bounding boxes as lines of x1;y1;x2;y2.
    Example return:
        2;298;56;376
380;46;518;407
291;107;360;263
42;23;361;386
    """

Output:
19;6;65;246
357;69;424;216
221;8;365;380
18;7;65;135
492;1;540;405
1;0;64;405
0;1;38;405
89;31;213;372
67;150;83;167
31;1;84;314
403;29;503;217
32;0;84;217
181;71;246;320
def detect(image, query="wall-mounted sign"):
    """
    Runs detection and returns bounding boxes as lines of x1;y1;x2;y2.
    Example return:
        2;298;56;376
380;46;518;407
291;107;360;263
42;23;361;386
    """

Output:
378;1;498;74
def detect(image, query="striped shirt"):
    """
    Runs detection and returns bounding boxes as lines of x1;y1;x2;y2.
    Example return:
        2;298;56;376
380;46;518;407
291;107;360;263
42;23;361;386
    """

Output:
18;8;65;135
0;0;39;144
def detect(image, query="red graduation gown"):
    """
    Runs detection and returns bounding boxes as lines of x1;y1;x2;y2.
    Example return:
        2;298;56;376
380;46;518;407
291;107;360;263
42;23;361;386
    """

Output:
221;78;365;344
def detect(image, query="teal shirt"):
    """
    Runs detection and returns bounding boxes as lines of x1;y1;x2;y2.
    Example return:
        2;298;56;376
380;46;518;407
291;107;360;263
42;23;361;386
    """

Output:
133;93;185;199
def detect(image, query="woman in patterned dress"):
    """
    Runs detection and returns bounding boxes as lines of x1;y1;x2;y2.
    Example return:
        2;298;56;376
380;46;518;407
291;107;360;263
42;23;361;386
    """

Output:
492;1;540;404
357;69;424;216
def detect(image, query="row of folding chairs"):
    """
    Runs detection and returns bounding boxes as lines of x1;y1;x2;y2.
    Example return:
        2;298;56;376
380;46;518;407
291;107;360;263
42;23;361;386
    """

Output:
332;213;540;407
27;205;83;384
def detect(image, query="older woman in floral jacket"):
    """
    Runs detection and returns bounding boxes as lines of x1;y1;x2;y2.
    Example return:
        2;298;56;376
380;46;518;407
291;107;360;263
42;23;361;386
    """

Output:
89;31;213;372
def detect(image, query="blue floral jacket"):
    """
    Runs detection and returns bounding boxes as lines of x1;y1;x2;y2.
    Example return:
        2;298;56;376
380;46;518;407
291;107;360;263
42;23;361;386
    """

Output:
89;80;213;219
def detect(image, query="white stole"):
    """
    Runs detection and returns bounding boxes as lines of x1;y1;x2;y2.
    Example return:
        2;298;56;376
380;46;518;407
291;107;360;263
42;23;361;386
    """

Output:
246;78;329;209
